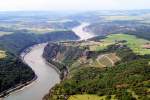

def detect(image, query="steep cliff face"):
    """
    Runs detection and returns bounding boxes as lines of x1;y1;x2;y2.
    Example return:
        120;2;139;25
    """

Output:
43;42;86;65
43;42;87;80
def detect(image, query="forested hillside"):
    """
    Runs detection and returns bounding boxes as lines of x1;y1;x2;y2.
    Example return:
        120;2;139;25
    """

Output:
86;21;150;39
0;53;35;94
0;30;79;55
43;33;150;100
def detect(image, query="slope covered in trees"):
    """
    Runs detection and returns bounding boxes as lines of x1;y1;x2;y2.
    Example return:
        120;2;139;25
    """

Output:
43;34;150;100
0;53;35;95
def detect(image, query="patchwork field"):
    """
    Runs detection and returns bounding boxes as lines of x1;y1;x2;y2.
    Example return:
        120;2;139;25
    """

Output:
105;34;150;55
90;34;150;55
103;15;142;21
23;28;55;34
68;94;117;100
70;53;120;71
0;50;6;59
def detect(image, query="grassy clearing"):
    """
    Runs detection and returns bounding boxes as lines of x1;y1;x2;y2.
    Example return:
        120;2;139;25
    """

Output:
98;56;113;67
0;50;6;59
70;53;120;71
0;31;13;36
106;53;120;63
89;42;112;51
91;34;150;55
68;94;107;100
104;34;150;55
127;89;139;100
143;80;150;98
90;59;106;68
26;28;67;34
103;15;142;21
96;53;120;67
27;28;55;34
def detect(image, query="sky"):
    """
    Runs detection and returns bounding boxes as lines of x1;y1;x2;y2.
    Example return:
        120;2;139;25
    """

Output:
0;0;150;11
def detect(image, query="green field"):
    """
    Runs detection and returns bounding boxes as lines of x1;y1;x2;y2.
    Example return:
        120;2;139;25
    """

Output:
103;15;142;21
68;94;107;100
89;42;112;51
92;34;150;55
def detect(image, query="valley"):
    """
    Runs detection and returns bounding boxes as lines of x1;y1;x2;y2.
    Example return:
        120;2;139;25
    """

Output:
0;23;92;100
42;17;150;99
0;12;79;99
0;10;150;100
3;44;60;100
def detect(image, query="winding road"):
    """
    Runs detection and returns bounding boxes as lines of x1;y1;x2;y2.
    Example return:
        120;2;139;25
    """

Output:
2;23;94;100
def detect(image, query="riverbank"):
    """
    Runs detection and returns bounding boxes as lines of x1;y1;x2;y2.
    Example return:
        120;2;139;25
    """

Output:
0;43;59;100
5;43;60;100
1;23;94;100
0;46;38;98
0;76;37;98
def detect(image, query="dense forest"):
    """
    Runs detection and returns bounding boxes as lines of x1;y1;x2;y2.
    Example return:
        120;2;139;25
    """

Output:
0;53;35;94
47;59;150;100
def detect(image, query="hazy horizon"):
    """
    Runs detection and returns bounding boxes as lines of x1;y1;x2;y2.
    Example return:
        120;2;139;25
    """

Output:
0;0;150;11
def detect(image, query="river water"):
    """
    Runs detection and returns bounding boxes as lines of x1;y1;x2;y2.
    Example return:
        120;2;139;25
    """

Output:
3;44;60;100
2;23;94;100
72;23;96;40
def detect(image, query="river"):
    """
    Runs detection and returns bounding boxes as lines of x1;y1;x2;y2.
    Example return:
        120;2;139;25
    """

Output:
3;44;60;100
72;23;96;40
2;23;94;100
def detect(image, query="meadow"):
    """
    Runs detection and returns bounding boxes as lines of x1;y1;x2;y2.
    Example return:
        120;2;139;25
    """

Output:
103;15;142;21
68;94;107;100
90;34;150;55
